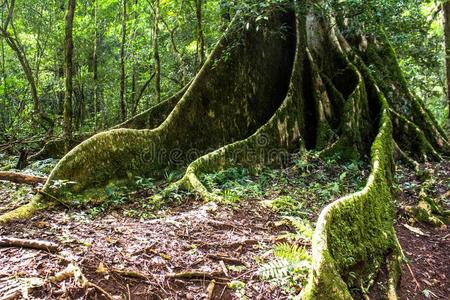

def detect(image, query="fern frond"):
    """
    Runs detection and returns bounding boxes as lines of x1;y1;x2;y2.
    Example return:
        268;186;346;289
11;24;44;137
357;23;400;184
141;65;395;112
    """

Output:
284;216;314;241
258;259;291;280
273;242;310;263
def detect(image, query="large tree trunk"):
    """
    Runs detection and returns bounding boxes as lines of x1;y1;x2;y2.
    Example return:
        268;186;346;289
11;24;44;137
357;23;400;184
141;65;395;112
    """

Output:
2;1;449;298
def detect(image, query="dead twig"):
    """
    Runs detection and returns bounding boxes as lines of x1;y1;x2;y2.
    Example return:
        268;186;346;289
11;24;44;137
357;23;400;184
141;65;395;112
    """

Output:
166;271;228;282
50;263;114;300
113;268;150;281
87;281;114;300
0;237;60;253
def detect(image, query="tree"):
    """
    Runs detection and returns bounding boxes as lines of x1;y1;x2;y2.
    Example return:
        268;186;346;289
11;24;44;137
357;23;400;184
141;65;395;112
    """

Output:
195;0;205;68
444;0;450;121
93;0;99;130
0;0;53;130
63;0;76;150
119;0;127;121
0;1;449;298
152;0;161;103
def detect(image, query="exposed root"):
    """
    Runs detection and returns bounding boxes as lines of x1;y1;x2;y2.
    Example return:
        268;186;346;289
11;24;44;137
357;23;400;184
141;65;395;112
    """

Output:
0;196;46;224
29;84;191;162
390;109;442;161
394;142;420;172
403;169;449;226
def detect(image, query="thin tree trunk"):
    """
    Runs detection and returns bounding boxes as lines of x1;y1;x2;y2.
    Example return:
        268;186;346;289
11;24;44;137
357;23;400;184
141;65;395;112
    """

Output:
131;0;138;115
3;36;40;116
120;0;127;121
93;0;99;130
195;0;205;69
444;2;450;121
0;7;7;130
0;0;54;130
153;0;161;103
63;0;76;150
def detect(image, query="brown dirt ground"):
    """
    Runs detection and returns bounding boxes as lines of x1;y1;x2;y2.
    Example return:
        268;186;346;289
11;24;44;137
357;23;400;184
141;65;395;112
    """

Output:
0;197;296;299
0;158;449;299
394;160;450;300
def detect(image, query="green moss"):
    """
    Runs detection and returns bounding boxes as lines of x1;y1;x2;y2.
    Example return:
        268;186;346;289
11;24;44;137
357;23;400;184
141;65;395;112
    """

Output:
0;195;48;224
37;9;297;202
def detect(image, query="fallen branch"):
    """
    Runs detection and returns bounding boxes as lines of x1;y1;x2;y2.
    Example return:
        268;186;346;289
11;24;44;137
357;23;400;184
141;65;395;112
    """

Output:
0;171;47;185
112;268;150;280
166;271;228;282
50;263;114;300
0;237;60;252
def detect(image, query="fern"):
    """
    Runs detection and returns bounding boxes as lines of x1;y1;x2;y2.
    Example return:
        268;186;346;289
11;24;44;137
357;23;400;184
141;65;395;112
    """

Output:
283;216;314;241
258;243;311;294
273;242;310;263
258;259;291;280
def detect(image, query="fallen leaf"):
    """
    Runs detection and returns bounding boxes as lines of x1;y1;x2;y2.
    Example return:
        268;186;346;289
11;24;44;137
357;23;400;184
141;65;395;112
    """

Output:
96;262;107;274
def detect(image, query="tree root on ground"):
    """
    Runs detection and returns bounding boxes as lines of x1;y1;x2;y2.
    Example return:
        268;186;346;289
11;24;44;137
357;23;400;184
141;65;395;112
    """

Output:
403;169;450;227
166;271;229;282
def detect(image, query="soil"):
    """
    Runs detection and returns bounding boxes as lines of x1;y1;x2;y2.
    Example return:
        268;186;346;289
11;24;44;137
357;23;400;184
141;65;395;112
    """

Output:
0;156;449;299
394;160;450;300
0;199;294;299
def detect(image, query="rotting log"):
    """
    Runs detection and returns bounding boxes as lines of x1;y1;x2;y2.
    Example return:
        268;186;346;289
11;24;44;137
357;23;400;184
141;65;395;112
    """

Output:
0;172;47;185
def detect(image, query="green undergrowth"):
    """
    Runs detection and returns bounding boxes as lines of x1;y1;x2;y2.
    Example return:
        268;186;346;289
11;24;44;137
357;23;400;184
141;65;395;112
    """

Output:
258;242;312;295
0;155;58;176
197;151;369;298
50;168;193;219
199;152;369;217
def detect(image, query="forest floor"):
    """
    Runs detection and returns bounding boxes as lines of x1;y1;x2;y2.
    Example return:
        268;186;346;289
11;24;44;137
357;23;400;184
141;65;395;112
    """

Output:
395;161;450;300
0;154;449;299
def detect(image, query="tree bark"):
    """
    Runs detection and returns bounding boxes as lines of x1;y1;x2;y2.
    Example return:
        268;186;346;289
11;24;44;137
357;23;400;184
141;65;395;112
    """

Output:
444;2;450;121
120;0;127;121
0;6;7;130
63;0;76;151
